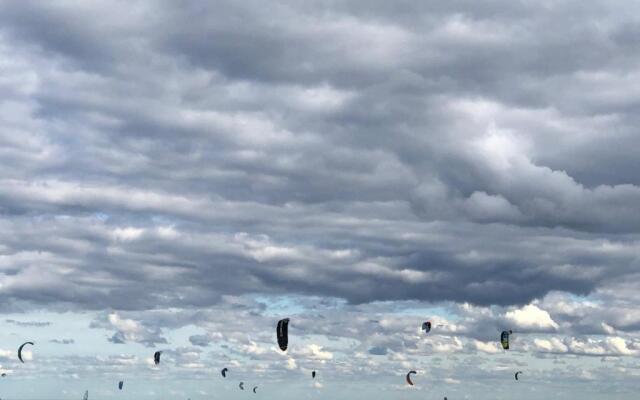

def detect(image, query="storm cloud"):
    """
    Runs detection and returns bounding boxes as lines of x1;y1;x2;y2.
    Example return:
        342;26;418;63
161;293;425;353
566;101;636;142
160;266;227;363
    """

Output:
1;1;640;399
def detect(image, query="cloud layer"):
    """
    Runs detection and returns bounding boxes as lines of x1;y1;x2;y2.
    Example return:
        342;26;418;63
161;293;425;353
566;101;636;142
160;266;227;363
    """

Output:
1;1;640;399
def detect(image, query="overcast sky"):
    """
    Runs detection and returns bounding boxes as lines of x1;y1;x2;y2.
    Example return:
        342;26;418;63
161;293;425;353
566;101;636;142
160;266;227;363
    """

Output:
1;1;640;399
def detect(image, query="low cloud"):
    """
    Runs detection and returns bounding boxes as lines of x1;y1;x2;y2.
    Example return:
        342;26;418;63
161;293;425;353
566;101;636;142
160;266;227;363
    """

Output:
90;312;168;347
505;304;559;332
5;319;51;327
49;338;75;345
0;0;639;397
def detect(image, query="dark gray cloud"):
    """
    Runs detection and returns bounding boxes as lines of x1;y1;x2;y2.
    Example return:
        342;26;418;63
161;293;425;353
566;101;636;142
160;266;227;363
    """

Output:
368;346;388;356
0;0;639;316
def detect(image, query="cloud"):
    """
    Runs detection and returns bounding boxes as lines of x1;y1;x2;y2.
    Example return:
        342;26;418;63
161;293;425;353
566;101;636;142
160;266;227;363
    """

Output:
5;319;51;327
505;304;559;332
368;346;388;356
90;312;168;347
0;1;640;397
533;337;569;353
49;338;75;345
534;336;638;357
298;344;333;361
0;349;14;360
188;332;223;347
0;0;638;314
474;340;501;354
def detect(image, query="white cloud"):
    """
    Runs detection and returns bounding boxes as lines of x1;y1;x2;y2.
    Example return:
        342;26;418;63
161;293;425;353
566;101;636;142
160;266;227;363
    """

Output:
534;337;568;353
505;304;559;331
474;340;501;354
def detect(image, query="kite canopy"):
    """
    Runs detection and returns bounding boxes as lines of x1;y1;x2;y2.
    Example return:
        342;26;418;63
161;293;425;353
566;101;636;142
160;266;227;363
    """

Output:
312;370;316;379
277;318;290;351
253;386;258;393
515;371;523;380
422;321;432;333
239;382;245;390
153;351;162;365
118;381;123;390
18;342;34;363
221;367;228;378
406;370;417;386
501;330;513;350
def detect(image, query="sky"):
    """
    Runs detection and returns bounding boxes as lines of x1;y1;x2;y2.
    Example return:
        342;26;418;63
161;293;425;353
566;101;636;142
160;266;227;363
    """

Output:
1;0;640;399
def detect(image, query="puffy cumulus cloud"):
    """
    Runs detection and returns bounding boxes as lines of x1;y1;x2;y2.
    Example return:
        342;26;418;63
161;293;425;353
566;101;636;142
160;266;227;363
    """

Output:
566;337;638;357
505;304;559;332
534;336;638;357
297;344;333;361
430;337;464;354
90;312;167;347
238;340;269;357
474;340;501;354
536;291;640;336
0;349;14;360
285;357;297;371
533;337;569;354
604;337;637;356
